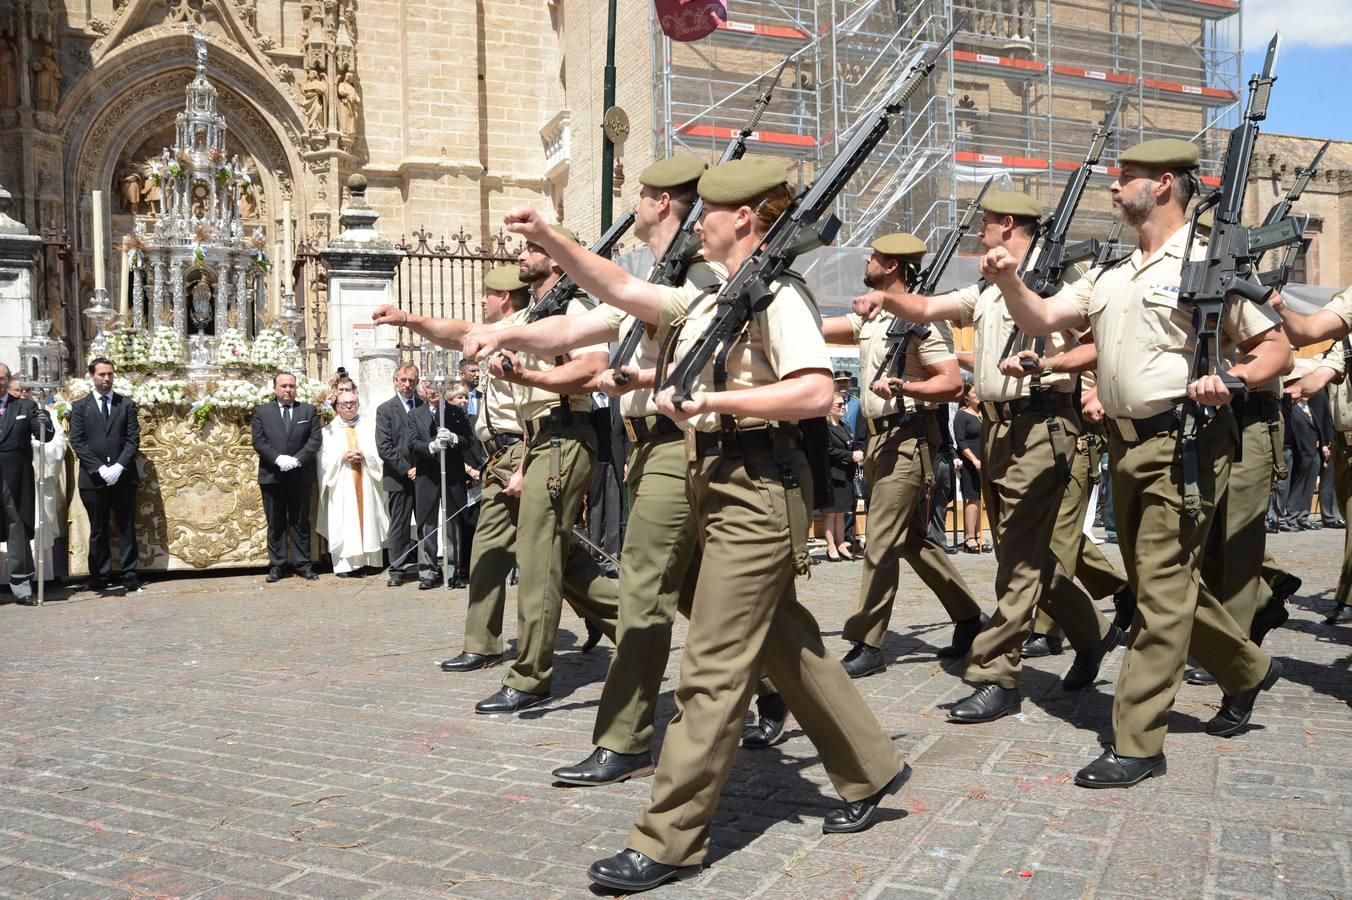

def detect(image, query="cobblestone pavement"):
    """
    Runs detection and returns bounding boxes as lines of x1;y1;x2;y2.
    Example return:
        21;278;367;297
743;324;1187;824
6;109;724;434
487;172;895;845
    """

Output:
1;529;1349;899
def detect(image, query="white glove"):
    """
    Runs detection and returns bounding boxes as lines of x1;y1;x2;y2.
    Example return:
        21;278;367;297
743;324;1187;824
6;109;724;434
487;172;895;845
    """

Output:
97;465;112;484
105;463;124;485
430;427;458;452
275;454;299;471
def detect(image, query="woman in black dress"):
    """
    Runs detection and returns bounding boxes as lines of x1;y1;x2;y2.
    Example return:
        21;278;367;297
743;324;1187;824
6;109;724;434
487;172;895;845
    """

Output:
953;381;986;552
822;392;859;561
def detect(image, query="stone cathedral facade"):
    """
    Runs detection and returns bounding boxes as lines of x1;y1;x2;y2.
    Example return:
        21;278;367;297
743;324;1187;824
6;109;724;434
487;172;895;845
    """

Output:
0;0;656;353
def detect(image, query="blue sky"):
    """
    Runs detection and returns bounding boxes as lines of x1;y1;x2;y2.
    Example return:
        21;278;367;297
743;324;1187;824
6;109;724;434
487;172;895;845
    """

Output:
1240;1;1352;141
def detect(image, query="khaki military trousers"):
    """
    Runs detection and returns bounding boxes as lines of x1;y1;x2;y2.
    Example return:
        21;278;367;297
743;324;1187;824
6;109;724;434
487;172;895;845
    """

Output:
844;419;982;649
629;446;903;868
461;437;619;680
1200;412;1282;633
1033;433;1128;636
1333;438;1352;606
1107;414;1271;758
592;434;701;754
966;410;1110;688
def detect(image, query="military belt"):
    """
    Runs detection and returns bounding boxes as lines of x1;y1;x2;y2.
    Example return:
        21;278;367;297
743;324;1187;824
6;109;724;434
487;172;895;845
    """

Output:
481;433;522;456
865;411;919;436
623;413;681;445
523;406;576;441
1233;392;1280;423
1109;408;1180;444
691;426;796;458
982;390;1075;424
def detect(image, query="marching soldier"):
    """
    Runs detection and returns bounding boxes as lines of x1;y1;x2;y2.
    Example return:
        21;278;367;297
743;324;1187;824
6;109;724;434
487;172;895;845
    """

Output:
371;266;618;703
1274;286;1352;623
857;191;1120;724
819;234;988;676
503;158;908;892
462;155;788;786
985;138;1290;786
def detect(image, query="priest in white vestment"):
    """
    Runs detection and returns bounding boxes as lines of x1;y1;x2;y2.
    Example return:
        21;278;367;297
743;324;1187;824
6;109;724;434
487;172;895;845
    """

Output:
318;390;389;575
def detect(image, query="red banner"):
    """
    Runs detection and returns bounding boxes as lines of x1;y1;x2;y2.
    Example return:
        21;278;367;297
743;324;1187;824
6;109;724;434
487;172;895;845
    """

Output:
655;0;728;42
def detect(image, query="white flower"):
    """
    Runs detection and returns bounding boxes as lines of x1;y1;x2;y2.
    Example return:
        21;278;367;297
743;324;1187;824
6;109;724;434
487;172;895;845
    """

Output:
247;328;304;373
217;328;249;364
148;327;184;369
131;379;189;407
210;378;263;409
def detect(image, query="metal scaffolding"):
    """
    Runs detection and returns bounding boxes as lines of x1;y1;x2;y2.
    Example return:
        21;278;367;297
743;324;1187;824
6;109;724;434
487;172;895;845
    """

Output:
653;0;1241;250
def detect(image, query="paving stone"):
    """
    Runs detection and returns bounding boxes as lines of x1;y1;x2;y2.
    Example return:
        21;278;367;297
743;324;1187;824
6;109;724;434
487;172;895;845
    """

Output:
0;531;1346;898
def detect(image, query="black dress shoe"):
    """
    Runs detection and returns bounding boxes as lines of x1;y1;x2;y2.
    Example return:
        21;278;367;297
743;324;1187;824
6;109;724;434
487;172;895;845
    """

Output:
552;747;655;786
417;576;438;590
1265;522;1278;534
386;570;409;587
1206;660;1281;737
937;612;988;659
264;569;283;584
1327;603;1352;625
298;569;320;581
1184;666;1217;686
122;573;142;592
822;764;911;834
1270;572;1302;604
1250;596;1290;646
1074;749;1166;788
1111;587;1137;633
581;619;603;653
1326;519;1347;529
840;642;885;678
474;685;550;714
1021;632;1063;659
1062;625;1122;692
448;576;467;590
947;683;1020;723
588;849;699;892
440;651;504;672
741;692;788;749
1278;522;1296;532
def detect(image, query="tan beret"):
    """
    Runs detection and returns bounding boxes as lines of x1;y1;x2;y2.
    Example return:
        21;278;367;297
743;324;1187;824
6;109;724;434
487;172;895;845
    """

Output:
698;157;788;205
982;190;1043;219
1119;138;1200;169
870;232;927;259
483;265;526;292
640;155;708;189
551;224;580;244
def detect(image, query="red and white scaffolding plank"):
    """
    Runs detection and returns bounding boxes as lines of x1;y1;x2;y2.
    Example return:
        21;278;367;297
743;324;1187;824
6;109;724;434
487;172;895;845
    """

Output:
951;50;1236;107
956;151;1222;187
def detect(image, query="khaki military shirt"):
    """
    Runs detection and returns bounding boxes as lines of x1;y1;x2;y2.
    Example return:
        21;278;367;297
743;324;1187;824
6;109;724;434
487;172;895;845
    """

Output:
594;260;723;420
1314;344;1352;432
475;308;528;442
656;264;830;433
940;278;1079;403
846;310;956;418
1320;286;1352;332
511;295;607;425
1055;225;1279;420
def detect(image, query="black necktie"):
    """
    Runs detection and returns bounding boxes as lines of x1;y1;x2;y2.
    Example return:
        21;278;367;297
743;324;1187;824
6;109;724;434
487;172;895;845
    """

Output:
406;398;414;413
102;396;110;420
283;405;292;427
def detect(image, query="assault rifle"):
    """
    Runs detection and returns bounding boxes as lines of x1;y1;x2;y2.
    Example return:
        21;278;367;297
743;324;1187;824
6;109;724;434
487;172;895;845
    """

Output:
610;56;791;385
1012;93;1125;371
662;20;964;407
868;176;994;389
1093;222;1129;269
498;209;635;373
1256;140;1327;289
1177;33;1304;516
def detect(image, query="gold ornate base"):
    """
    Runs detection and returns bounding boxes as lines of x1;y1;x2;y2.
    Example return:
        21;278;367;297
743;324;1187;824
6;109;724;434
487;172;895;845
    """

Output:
68;408;292;574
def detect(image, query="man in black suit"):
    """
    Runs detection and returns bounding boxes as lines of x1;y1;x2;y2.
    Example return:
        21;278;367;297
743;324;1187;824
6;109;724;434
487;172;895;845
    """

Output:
251;371;322;582
409;386;473;589
0;362;54;604
68;357;142;592
375;363;423;586
1286;394;1322;530
1311;391;1345;528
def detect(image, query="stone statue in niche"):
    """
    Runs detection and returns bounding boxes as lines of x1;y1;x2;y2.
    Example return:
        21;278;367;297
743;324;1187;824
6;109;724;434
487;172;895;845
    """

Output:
300;64;326;132
337;72;360;136
0;40;18;109
31;43;61;111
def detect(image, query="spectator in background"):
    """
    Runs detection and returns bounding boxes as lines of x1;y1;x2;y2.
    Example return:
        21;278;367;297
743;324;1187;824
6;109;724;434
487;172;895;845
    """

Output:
821;392;859;561
953;381;985;552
